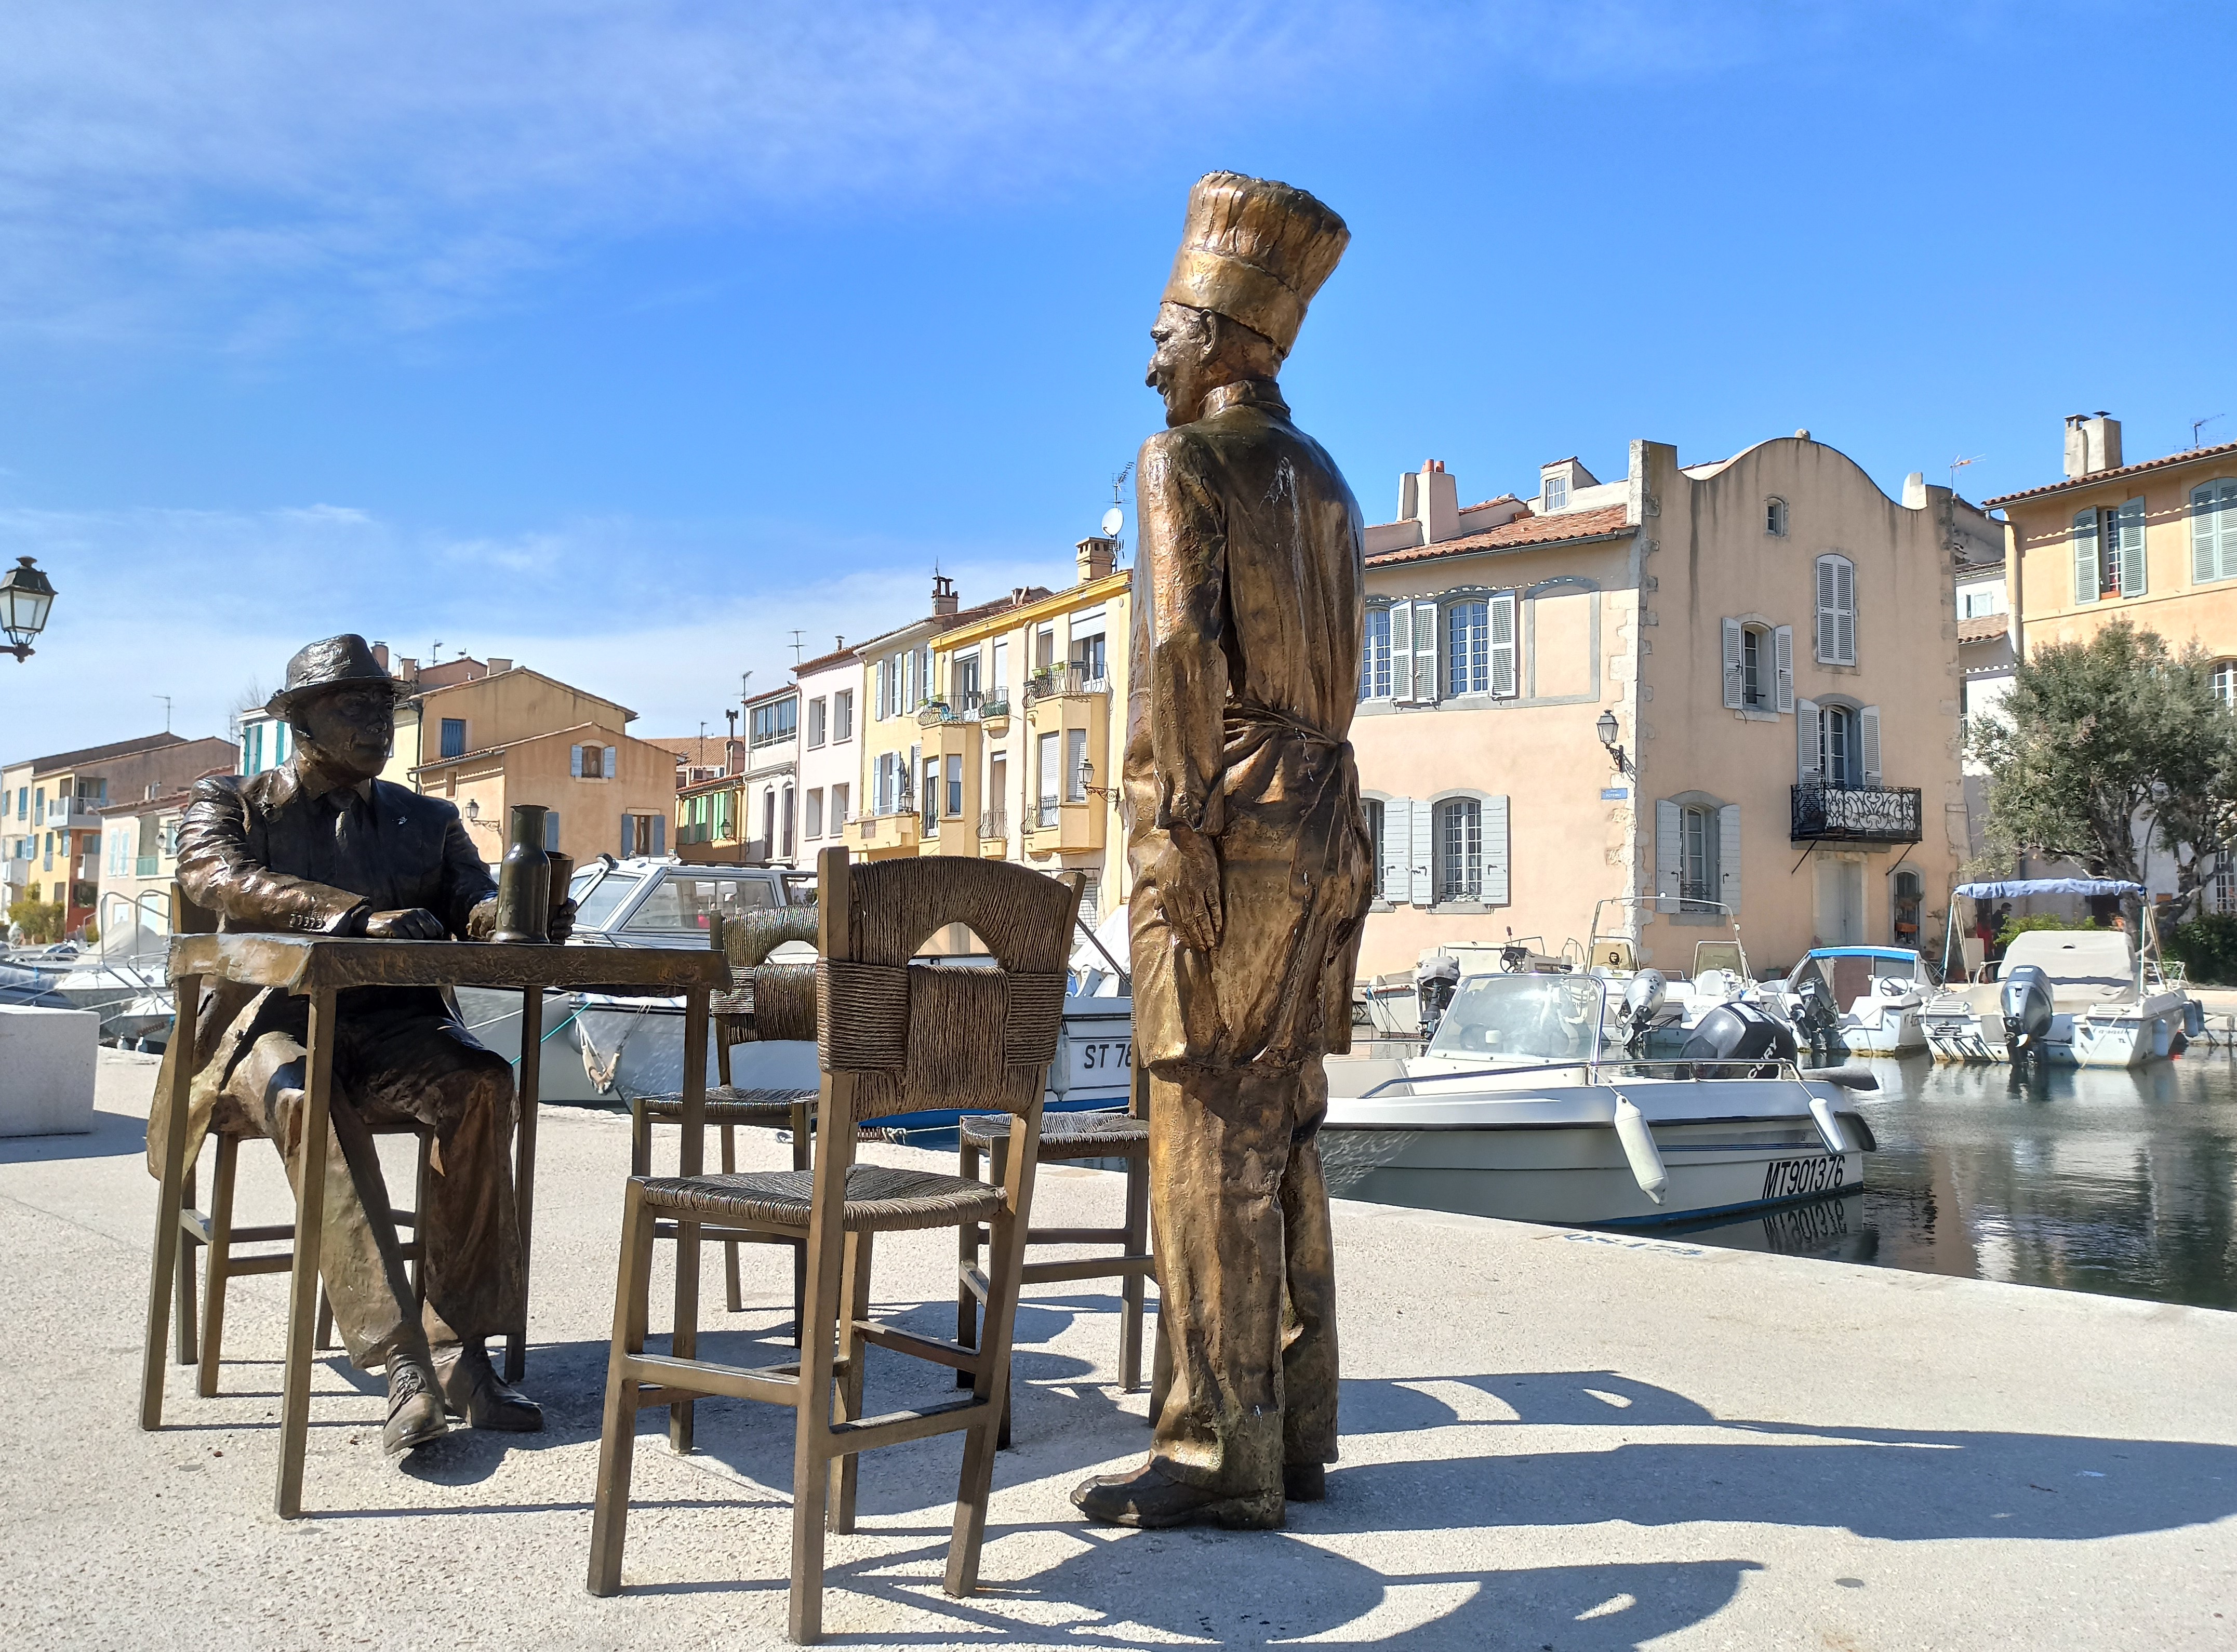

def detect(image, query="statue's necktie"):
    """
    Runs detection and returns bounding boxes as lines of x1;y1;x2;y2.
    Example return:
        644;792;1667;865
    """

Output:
330;789;366;883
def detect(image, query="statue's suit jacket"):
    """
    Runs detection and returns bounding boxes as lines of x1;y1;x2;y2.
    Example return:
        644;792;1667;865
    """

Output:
144;760;496;1178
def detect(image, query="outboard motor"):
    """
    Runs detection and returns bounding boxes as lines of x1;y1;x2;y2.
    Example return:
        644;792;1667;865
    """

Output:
2001;963;2054;1056
1617;969;1668;1051
1680;1000;1799;1078
1416;953;1461;1040
1789;975;1843;1064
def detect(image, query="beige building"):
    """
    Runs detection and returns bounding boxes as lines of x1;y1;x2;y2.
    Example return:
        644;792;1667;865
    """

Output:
793;643;861;863
1353;437;1979;979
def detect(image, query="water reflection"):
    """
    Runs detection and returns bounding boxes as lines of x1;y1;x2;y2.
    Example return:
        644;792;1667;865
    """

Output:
1666;1050;2237;1310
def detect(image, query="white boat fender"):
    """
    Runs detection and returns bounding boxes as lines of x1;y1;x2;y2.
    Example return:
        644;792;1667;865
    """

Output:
2185;1000;2206;1040
1807;1093;1851;1156
1610;1093;1668;1204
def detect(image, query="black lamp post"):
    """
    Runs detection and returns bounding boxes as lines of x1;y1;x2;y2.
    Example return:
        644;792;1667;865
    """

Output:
0;556;57;662
1595;708;1631;776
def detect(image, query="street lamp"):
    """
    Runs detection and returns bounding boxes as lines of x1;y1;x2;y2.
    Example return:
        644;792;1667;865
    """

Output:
0;556;57;662
1595;709;1631;776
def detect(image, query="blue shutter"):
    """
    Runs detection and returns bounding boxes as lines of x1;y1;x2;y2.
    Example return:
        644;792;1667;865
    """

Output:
544;810;561;852
651;815;665;856
621;813;633;857
570;744;583;777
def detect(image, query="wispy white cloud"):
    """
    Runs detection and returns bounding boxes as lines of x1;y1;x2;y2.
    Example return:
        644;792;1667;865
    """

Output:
0;499;1054;749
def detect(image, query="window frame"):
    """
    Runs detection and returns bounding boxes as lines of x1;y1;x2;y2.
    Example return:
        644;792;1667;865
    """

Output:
1814;553;1857;665
1433;794;1483;904
1359;604;1393;701
1679;803;1719;912
2192;478;2237;587
1765;497;1789;537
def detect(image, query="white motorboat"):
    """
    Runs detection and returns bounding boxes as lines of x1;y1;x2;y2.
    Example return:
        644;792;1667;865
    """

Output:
1765;947;1933;1057
1921;878;2202;1068
1322;971;1879;1228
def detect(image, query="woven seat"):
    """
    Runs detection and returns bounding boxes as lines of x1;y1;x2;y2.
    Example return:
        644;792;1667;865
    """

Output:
643;1166;1004;1233
637;1085;818;1126
959;1110;1148;1159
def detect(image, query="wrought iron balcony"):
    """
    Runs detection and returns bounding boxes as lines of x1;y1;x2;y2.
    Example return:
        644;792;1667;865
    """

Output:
978;808;1007;840
1790;782;1922;845
1023;665;1110;708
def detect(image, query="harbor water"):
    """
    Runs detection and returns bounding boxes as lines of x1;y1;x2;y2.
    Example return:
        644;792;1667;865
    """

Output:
1667;1049;2237;1311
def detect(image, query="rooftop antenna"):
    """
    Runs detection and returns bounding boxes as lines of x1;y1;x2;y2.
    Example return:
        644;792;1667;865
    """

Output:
1102;462;1135;557
430;639;442;663
789;629;805;666
2193;415;2226;449
1948;453;1983;492
152;694;172;732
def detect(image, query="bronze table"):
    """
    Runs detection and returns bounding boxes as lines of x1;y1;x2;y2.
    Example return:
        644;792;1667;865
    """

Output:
138;934;729;1518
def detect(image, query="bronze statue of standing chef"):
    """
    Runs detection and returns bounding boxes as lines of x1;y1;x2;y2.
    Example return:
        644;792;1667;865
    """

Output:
1076;171;1374;1529
147;635;555;1456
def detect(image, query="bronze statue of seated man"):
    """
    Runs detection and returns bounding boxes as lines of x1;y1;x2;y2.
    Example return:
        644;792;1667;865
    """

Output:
148;634;562;1456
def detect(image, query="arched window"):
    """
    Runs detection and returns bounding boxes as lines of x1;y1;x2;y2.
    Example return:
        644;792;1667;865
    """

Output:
1446;600;1489;696
1821;704;1857;785
1434;796;1482;902
1680;804;1719;911
1892;867;1923;945
1765;497;1788;537
2193;479;2237;586
2214;661;2237;710
1815;554;1856;665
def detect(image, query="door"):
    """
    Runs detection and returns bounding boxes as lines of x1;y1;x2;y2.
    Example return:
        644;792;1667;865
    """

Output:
1816;858;1865;944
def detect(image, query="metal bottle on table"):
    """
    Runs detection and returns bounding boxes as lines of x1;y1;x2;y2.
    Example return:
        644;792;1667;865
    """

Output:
491;804;552;944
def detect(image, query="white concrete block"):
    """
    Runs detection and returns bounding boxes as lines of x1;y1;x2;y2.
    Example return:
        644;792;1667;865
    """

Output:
0;1005;99;1136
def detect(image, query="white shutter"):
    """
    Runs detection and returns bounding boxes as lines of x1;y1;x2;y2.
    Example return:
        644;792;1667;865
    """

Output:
604;745;617;780
2073;510;2099;604
2194;486;2219;585
1835;558;1857;664
1774;625;1795;713
1412;598;1440;703
1409;798;1434;907
569;743;583;777
1481;794;1510;904
1389;601;1414;703
1796;698;1822;783
1816;558;1836;661
1717;804;1741;915
1381;798;1413;903
1722;617;1744;709
1655;800;1682;912
1490;592;1517;698
1859;705;1881;783
2118;498;2146;597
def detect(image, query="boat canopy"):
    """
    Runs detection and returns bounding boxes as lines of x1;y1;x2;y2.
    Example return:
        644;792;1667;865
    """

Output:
1802;945;1920;960
1953;878;2145;900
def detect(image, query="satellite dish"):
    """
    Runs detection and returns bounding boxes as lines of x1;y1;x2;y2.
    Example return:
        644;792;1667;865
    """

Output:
1100;505;1124;538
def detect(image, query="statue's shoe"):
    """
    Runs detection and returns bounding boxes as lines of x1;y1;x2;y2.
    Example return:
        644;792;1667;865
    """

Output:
1071;1462;1284;1529
383;1356;450;1457
436;1344;543;1432
1283;1461;1327;1502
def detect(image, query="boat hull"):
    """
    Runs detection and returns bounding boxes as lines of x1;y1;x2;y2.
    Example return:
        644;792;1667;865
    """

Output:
1923;1000;2186;1067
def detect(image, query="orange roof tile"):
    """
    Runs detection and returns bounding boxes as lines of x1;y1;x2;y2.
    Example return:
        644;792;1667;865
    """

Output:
1982;439;2237;507
1366;504;1632;568
1958;613;2008;644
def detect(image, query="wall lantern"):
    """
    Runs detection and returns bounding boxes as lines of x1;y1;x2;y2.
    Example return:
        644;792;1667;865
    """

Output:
1;556;58;662
1594;709;1631;776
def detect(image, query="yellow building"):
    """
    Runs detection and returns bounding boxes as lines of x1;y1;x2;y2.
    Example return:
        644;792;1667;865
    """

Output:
918;542;1130;927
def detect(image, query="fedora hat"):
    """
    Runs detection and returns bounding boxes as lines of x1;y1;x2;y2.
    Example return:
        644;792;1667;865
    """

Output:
265;634;410;720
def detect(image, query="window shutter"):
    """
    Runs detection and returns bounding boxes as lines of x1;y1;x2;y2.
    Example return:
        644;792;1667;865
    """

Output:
2073;510;2099;604
651;815;664;856
1773;625;1795;713
1835;558;1857;664
1722;617;1744;709
2195;485;2220;584
1655;800;1682;911
1412;598;1440;703
1481;794;1510;904
604;745;617;779
1490;592;1517;697
1816;558;1836;661
1380;798;1413;903
1796;698;1822;783
1717;804;1741;915
1358;614;1374;700
1409;797;1434;907
544;810;561;852
2118;498;2147;597
1859;705;1882;782
621;812;633;857
570;744;582;777
1388;601;1414;703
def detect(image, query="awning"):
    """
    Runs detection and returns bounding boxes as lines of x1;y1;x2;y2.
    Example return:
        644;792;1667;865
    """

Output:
1953;878;2145;900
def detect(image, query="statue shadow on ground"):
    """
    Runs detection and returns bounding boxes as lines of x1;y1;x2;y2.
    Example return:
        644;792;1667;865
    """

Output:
0;1104;150;1164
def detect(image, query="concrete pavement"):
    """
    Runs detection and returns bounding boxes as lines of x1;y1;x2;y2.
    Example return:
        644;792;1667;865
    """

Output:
1;1050;2232;1648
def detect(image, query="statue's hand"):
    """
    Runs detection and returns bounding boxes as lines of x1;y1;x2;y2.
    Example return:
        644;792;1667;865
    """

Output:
365;907;446;941
1153;823;1222;953
465;897;498;940
548;899;578;943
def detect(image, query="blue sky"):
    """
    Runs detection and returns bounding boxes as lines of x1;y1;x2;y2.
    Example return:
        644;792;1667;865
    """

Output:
3;1;2230;752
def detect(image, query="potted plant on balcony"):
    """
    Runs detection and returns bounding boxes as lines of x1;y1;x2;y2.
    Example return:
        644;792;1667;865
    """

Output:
981;694;1011;734
917;697;951;727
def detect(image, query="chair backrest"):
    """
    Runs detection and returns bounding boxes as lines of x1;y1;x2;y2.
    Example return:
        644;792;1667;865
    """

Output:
814;847;1081;1120
726;906;821;1041
171;881;219;936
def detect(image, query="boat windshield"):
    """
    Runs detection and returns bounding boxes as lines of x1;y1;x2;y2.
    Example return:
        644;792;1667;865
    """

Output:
1424;974;1604;1064
572;874;642;931
622;873;777;932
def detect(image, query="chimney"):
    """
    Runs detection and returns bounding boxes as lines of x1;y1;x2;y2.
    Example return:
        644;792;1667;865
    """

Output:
370;641;390;671
2063;412;2123;479
486;656;512;674
930;572;958;617
1405;459;1460;544
397;656;419;681
1076;536;1116;583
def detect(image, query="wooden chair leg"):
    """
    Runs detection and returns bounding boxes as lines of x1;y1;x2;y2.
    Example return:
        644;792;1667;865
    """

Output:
276;988;339;1520
829;1230;872;1534
789;1099;811;1350
140;971;201;1435
721;1124;743;1313
1120;1147;1149;1392
954;1137;982;1387
946;1115;1038;1598
629;1097;653;1178
173;1164;199;1367
198;1134;239;1397
787;1084;854;1646
587;1183;657;1597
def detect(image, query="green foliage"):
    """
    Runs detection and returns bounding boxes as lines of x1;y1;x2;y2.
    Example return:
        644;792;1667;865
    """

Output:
7;899;63;943
1971;618;2237;916
2165;915;2237;987
1994;912;2100;950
